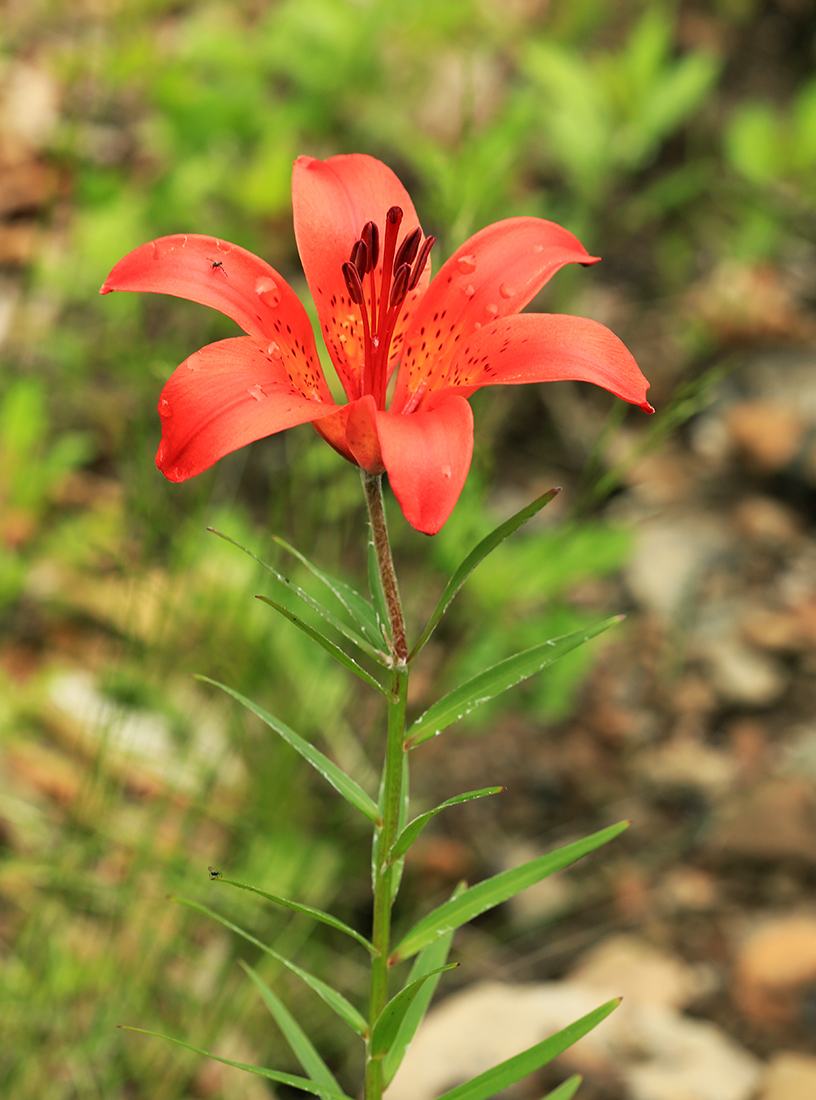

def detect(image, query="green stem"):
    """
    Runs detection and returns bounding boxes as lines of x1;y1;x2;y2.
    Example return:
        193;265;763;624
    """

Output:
362;473;409;1100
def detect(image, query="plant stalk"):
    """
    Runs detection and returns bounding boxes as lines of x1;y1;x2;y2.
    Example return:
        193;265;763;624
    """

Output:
363;473;410;1100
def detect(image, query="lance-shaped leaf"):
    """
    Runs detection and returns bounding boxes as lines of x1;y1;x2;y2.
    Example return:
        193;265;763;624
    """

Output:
175;897;369;1037
406;616;622;749
209;528;387;663
388;788;505;865
538;1075;583;1100
433;999;620;1100
410;487;560;659
273;535;385;647
370;964;459;1057
240;960;344;1095
210;873;374;954
382;885;465;1087
197;676;380;824
255;594;390;697
119;1025;352;1099
391;821;629;963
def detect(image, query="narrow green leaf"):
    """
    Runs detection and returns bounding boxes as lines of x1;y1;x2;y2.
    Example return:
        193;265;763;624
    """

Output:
196;676;380;824
410;488;560;658
174;897;368;1037
383;883;466;1088
388;788;505;865
370;965;458;1057
406;616;621;749
273;535;385;647
433;1000;619;1100
208;528;386;662
392;821;629;963
239;961;344;1095
538;1075;583;1100
212;874;374;954
119;1025;351;1099
255;594;390;697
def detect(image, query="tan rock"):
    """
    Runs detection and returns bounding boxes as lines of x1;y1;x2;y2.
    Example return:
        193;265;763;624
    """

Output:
726;402;805;472
734;914;816;1029
707;779;816;865
759;1051;816;1100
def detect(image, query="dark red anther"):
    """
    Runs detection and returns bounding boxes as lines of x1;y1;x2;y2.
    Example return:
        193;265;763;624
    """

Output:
394;226;422;272
389;263;410;308
342;260;365;305
409;235;435;290
350;238;369;278
361;221;379;271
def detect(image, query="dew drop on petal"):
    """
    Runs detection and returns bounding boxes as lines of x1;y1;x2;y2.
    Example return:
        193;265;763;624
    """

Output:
254;277;281;307
267;340;281;357
533;244;544;253
456;254;477;275
159;397;173;417
248;384;267;401
151;241;159;260
463;284;475;298
484;302;499;317
499;283;514;299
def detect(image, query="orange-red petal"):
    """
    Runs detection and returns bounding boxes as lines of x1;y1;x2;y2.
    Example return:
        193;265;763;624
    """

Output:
442;313;653;410
155;336;338;481
292;154;430;400
393;217;597;410
357;396;475;535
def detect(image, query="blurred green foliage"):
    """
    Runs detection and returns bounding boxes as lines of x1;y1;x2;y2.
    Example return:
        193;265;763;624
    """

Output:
2;0;814;1095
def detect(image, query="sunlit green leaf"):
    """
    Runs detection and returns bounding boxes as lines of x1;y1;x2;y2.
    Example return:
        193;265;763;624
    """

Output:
406;617;622;749
119;1024;351;1098
196;676;380;823
256;594;390;696
388;788;504;865
174;897;368;1036
392;821;628;962
433;1000;619;1100
370;964;458;1056
538;1074;583;1100
273;535;385;647
410;488;560;659
239;961;345;1095
208;528;387;662
210;874;374;953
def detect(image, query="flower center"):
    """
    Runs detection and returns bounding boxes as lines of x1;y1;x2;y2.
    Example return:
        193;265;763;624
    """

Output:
342;206;434;409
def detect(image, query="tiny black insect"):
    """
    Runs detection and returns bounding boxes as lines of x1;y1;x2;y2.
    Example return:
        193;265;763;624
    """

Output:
208;259;228;276
208;866;222;879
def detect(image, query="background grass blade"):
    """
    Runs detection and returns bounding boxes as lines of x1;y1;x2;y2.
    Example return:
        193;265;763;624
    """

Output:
273;535;385;647
175;897;369;1036
370;965;458;1057
119;1025;351;1099
406;616;622;749
433;1000;620;1100
391;822;629;963
410;488;560;658
383;882;467;1088
210;875;374;953
239;961;345;1095
538;1075;583;1100
388;788;504;865
256;594;390;696
196;676;380;823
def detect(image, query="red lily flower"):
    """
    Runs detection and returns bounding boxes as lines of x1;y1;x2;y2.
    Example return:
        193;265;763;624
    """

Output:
101;153;652;534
